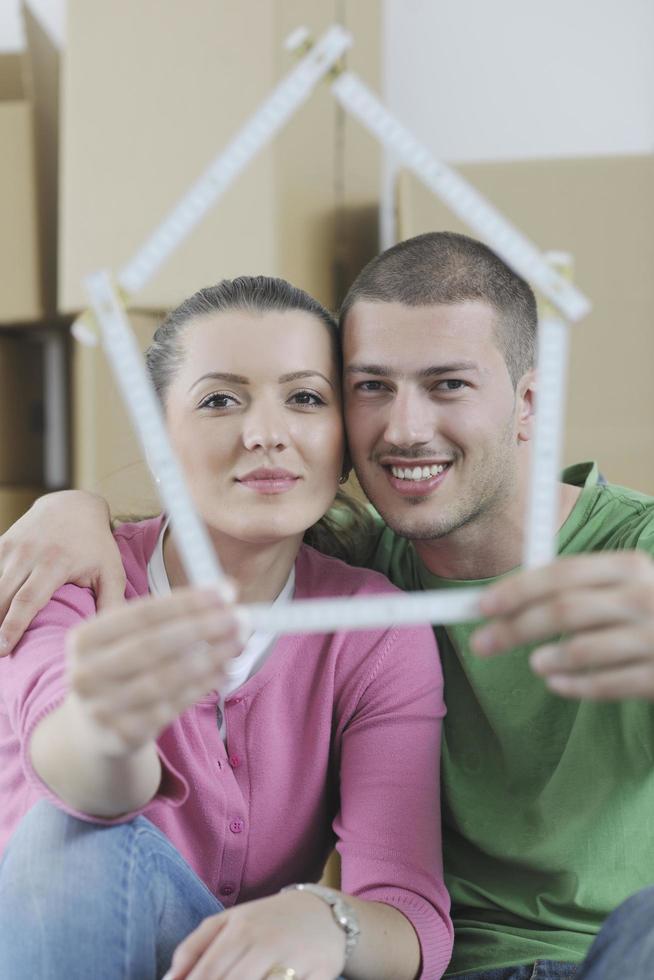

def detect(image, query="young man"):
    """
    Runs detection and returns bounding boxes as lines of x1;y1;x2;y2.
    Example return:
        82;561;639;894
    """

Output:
1;232;654;978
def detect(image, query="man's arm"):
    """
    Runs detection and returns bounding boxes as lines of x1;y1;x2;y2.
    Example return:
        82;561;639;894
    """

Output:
0;490;124;654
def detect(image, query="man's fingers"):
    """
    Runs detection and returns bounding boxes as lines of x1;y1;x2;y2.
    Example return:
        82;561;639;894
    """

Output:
0;571;60;655
471;585;649;655
530;623;654;675
545;662;654;701
481;551;654;617
93;567;127;611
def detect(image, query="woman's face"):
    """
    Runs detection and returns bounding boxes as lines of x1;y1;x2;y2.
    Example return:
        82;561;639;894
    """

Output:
164;308;344;547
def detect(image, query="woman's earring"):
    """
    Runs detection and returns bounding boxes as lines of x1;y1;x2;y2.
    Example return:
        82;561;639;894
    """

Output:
338;474;348;485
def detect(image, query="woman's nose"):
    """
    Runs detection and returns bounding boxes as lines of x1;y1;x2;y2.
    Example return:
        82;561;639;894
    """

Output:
241;403;289;451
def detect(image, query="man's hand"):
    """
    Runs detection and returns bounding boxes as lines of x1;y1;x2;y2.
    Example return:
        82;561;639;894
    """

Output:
470;551;654;701
0;490;124;655
163;890;345;980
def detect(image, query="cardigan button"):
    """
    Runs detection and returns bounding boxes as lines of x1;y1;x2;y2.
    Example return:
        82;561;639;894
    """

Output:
229;819;244;834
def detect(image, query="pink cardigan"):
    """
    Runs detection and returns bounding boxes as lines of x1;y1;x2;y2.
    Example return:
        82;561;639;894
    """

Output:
0;518;453;977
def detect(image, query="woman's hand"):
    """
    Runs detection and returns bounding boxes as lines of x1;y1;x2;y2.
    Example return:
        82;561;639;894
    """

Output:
66;585;243;756
0;490;124;655
164;890;345;980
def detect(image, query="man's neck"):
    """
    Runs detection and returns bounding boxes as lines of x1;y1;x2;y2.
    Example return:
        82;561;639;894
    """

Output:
414;481;581;581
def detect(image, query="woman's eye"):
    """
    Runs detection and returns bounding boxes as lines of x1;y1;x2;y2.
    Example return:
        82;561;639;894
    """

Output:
198;392;238;410
288;390;326;407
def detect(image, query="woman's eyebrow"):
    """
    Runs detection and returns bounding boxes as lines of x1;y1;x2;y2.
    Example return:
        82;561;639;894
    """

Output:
278;370;334;389
188;369;334;393
188;371;248;392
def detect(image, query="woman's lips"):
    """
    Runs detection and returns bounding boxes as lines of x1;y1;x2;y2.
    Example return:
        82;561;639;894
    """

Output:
236;469;300;495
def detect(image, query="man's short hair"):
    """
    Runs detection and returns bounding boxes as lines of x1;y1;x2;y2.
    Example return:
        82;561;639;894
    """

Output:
340;231;538;386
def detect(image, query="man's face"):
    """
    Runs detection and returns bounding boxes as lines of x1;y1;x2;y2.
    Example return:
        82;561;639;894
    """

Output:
343;300;532;543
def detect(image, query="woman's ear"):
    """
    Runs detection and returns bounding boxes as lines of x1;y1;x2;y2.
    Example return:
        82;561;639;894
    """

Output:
516;368;536;443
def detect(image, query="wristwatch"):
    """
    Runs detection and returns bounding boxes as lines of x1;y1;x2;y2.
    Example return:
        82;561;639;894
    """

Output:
281;882;361;961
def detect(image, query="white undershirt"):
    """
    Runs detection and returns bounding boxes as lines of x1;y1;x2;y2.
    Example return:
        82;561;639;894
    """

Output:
147;520;295;740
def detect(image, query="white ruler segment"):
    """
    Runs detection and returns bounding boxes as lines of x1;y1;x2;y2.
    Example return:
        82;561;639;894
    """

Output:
79;27;594;637
331;71;590;324
523;312;570;567
245;586;483;635
84;271;229;593
117;25;352;297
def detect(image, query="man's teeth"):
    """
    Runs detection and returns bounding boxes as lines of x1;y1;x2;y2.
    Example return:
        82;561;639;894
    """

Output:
390;464;446;481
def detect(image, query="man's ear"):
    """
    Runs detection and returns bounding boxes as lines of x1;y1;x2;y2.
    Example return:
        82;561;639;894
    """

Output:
516;369;536;443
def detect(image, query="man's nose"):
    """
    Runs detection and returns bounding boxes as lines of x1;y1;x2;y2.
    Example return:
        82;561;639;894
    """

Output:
241;401;289;452
383;387;433;447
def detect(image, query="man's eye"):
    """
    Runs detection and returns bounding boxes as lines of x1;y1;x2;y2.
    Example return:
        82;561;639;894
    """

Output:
355;380;385;392
289;390;326;407
198;392;238;409
435;380;466;392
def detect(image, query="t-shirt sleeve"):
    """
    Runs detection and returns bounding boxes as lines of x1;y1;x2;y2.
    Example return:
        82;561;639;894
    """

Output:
0;585;188;825
333;622;453;979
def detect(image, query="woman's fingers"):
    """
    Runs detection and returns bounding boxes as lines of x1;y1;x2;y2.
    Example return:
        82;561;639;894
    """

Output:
69;602;241;695
71;586;231;652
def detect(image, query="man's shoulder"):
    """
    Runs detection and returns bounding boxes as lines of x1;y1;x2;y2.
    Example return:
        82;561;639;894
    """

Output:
563;463;654;554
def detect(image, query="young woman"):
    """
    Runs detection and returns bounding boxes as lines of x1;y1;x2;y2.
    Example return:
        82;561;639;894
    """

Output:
0;277;452;980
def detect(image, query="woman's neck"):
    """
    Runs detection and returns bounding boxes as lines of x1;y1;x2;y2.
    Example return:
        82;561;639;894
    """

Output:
162;524;302;604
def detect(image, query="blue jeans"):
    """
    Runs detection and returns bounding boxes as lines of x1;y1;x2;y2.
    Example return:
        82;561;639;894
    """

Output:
455;885;654;980
0;800;225;979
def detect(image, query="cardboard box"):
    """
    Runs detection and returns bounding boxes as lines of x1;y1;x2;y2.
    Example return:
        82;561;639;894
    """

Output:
59;0;380;314
0;333;44;484
73;313;162;518
0;487;43;534
397;157;654;494
0;52;41;323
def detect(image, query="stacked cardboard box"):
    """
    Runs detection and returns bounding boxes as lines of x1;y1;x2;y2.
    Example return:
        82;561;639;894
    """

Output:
0;10;53;527
397;158;654;494
59;0;381;515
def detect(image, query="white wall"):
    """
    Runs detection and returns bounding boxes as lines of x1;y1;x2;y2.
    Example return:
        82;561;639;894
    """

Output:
0;0;64;50
383;0;654;163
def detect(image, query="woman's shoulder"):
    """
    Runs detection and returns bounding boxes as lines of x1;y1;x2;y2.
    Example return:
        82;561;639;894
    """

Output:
112;516;165;594
295;543;402;600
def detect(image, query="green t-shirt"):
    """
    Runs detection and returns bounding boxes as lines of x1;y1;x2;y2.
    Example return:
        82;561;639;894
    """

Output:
353;462;654;976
